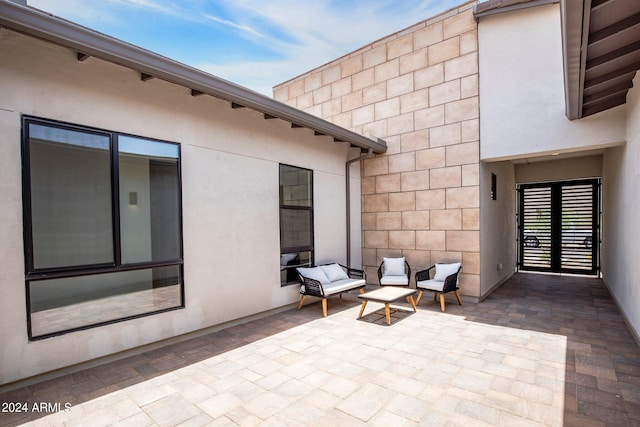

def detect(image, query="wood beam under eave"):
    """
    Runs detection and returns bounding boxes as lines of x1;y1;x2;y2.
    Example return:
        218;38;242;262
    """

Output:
583;80;633;105
591;0;611;9
584;62;640;88
231;102;245;109
582;93;627;117
77;52;90;61
314;131;326;136
141;73;154;81
191;89;205;96
589;12;640;45
264;113;277;119
586;40;640;71
291;123;303;128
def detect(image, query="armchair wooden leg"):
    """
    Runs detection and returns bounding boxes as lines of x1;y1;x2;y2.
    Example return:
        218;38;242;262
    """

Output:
439;293;446;312
454;290;462;305
297;295;305;310
415;290;423;305
322;299;328;317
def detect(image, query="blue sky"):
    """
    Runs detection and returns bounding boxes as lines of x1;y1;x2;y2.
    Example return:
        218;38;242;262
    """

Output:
28;0;464;96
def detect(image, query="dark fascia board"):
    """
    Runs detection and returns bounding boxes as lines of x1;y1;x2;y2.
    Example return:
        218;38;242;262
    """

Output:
0;0;387;154
561;0;588;120
473;0;558;19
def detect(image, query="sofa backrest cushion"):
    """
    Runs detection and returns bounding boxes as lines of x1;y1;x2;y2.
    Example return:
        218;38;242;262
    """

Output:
320;263;349;282
297;266;330;284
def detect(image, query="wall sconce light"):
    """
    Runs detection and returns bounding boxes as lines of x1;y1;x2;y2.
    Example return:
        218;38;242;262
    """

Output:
129;191;138;206
491;173;497;200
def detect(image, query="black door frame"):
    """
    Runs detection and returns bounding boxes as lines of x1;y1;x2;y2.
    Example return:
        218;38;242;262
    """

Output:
517;179;600;275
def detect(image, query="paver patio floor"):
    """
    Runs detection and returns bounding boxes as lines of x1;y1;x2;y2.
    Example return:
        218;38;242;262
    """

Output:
1;273;639;426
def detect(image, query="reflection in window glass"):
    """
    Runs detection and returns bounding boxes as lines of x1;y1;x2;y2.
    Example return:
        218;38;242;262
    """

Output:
29;266;182;337
279;164;313;285
119;137;181;264
28;124;113;269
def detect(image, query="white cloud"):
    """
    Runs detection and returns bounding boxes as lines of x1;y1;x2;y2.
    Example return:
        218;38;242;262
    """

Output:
27;0;462;95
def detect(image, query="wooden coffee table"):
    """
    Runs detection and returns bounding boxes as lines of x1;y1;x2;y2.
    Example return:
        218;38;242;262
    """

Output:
357;287;417;325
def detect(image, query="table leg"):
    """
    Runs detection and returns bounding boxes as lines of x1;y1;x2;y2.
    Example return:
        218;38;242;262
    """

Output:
357;300;368;319
385;303;391;325
408;295;417;312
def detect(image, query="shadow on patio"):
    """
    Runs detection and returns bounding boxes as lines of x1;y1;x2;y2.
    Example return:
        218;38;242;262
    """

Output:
1;273;639;426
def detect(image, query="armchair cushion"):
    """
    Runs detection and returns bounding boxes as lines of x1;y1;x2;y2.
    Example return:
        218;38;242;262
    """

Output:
416;279;445;292
380;275;409;285
434;262;461;281
297;267;330;285
320;263;349;282
383;257;406;276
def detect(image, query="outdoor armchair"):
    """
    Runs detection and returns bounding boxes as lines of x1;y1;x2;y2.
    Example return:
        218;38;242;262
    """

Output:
415;262;462;312
377;257;411;286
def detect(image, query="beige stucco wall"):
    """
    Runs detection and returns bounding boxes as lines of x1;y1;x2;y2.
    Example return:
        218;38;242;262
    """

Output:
274;0;481;298
0;28;362;385
602;73;640;340
478;2;626;162
479;161;516;297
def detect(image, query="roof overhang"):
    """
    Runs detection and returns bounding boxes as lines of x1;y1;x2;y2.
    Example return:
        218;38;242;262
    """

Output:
0;0;387;154
561;0;640;119
473;0;559;19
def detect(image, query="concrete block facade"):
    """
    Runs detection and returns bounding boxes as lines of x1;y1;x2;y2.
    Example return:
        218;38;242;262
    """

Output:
274;1;480;296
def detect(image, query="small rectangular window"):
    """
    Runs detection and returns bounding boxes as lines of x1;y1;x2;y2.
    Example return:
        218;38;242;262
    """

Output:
23;117;184;339
279;164;313;285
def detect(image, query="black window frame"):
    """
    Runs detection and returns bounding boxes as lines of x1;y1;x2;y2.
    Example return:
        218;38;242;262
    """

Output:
22;116;185;340
279;164;314;286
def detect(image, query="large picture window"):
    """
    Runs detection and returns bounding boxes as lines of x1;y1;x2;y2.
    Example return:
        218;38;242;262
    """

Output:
22;117;184;339
279;164;313;285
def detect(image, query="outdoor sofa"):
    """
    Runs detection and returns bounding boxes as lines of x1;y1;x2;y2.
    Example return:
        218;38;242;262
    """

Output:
296;263;366;317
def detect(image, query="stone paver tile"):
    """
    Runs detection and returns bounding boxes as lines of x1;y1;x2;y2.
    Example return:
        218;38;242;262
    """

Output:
223;406;262;426
242;390;291;420
143;393;201;427
455;399;501;425
319;375;361;398
314;408;368;427
175;412;215;427
64;406;122;427
111;411;155;427
273;378;313;400
197;392;243;419
255;372;291;390
384;393;429;422
369;409;418;426
336;383;394;421
300;388;342;412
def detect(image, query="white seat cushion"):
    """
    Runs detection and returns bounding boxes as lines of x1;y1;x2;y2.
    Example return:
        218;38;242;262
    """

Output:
380;274;409;285
322;278;365;296
416;279;445;292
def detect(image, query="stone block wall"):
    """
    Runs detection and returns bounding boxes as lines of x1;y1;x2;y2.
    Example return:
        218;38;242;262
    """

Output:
274;0;480;297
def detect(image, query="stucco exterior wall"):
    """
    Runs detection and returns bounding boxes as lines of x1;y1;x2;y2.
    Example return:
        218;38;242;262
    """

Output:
0;28;361;384
602;73;640;340
478;3;626;162
274;1;481;297
479;161;516;297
